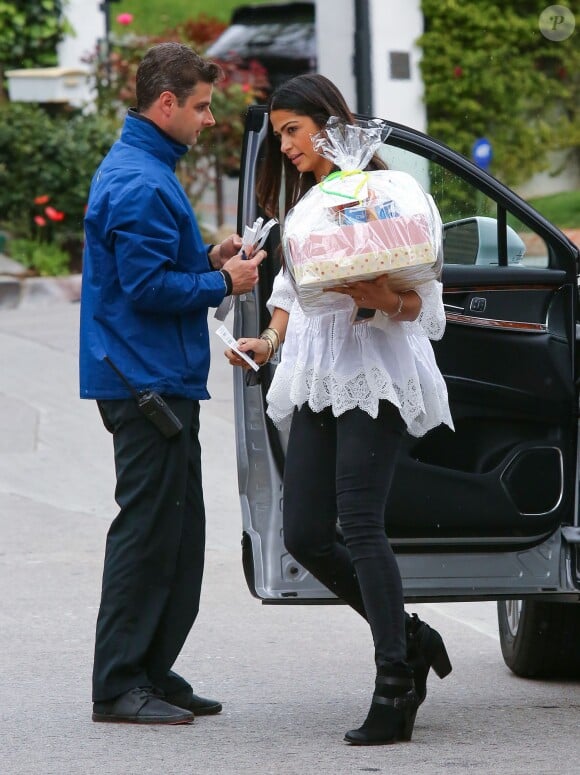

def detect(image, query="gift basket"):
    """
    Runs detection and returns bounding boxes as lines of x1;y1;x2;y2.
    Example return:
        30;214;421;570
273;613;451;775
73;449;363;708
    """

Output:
282;116;443;315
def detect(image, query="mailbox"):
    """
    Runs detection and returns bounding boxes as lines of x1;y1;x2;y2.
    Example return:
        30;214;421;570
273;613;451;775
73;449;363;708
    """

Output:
5;67;90;106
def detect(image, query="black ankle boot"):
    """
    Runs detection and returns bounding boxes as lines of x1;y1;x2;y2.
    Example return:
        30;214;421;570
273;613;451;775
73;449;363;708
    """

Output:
405;613;452;705
344;664;418;746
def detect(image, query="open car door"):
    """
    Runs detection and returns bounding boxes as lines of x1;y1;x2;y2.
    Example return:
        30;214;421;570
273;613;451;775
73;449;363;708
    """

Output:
233;105;580;612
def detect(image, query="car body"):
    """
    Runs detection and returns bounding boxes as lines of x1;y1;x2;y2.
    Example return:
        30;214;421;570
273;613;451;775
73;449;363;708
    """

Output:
231;104;580;679
205;2;316;94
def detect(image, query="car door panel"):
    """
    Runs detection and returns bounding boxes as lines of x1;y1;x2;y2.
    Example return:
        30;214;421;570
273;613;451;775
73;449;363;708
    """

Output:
384;264;575;545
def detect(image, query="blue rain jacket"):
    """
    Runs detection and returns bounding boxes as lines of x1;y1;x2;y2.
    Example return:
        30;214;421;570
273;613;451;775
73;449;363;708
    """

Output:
79;110;227;400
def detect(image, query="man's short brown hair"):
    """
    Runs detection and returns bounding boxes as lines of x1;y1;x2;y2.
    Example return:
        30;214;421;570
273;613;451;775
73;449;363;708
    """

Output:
136;42;222;111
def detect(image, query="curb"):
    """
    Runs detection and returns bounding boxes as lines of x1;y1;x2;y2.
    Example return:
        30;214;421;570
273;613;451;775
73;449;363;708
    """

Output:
0;273;82;310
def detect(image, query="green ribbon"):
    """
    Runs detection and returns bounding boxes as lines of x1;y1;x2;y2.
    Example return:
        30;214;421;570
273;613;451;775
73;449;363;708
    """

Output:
318;169;368;200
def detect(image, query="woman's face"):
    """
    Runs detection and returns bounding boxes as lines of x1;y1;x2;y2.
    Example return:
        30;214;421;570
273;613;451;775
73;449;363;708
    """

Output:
270;109;333;182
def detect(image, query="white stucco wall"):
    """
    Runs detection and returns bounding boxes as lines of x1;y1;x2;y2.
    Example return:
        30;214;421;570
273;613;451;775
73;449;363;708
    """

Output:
53;1;105;105
314;0;426;130
515;152;580;199
368;0;426;131
58;0;104;69
314;0;356;109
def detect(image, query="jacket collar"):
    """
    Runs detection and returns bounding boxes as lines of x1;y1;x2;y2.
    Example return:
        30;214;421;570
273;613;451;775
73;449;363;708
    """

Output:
121;110;189;169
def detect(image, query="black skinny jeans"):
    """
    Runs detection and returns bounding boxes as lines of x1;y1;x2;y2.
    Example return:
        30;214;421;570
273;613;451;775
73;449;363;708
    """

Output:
283;402;407;667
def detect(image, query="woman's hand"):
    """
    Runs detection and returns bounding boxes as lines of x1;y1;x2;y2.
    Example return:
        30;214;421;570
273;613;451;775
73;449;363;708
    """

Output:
224;337;271;369
326;275;422;321
327;275;399;312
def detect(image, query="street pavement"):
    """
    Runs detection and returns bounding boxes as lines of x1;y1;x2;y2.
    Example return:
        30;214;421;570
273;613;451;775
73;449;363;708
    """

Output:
1;286;579;775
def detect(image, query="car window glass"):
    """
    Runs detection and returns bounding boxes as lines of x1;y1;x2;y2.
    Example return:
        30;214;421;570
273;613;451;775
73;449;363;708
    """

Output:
378;145;549;269
506;213;549;268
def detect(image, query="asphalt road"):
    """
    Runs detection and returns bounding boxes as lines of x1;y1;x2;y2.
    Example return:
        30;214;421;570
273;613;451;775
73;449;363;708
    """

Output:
1;296;579;775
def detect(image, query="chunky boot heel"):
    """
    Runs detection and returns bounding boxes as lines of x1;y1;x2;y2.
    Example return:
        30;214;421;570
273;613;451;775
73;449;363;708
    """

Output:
401;707;418;741
344;665;418;746
406;613;452;705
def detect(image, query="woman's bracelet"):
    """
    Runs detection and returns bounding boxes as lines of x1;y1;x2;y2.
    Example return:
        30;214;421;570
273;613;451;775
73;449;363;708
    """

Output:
260;337;274;362
381;293;404;319
259;326;281;361
261;326;280;350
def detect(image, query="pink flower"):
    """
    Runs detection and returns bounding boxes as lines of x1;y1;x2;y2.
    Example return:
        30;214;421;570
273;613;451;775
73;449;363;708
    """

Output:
34;215;46;227
45;206;65;222
34;194;50;205
117;13;134;25
453;66;463;78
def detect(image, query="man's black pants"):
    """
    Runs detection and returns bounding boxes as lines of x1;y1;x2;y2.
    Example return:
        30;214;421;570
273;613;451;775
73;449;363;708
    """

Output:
93;398;205;702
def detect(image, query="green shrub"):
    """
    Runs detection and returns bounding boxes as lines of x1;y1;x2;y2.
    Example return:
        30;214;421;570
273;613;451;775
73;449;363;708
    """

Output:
8;237;70;277
0;0;69;95
0;103;118;257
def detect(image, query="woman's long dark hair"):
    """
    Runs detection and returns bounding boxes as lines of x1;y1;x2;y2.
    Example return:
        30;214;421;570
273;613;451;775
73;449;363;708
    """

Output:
256;73;385;219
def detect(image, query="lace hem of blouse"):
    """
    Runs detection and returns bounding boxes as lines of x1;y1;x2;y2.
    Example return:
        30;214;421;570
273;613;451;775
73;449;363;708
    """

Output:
267;359;453;438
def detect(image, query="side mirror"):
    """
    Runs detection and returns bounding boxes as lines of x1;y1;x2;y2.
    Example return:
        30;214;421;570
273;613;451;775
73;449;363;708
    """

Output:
443;216;526;266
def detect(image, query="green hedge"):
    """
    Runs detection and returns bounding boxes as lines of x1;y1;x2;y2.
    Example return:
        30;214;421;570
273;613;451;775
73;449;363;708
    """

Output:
0;0;68;79
419;0;580;188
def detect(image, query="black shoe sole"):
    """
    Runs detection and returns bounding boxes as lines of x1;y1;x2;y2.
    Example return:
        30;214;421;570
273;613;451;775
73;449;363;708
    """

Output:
92;713;194;724
344;729;414;746
344;736;413;746
189;704;222;716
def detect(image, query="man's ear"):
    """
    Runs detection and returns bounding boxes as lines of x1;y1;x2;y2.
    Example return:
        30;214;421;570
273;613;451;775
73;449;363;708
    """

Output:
158;90;175;116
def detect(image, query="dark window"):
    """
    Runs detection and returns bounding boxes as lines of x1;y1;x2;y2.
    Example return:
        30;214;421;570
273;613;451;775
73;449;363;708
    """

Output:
389;52;411;80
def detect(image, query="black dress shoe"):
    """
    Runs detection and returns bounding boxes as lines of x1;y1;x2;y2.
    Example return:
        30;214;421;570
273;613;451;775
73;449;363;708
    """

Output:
165;690;222;716
92;687;195;724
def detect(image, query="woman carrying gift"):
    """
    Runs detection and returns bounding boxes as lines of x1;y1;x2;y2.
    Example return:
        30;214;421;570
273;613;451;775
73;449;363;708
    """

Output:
225;73;453;746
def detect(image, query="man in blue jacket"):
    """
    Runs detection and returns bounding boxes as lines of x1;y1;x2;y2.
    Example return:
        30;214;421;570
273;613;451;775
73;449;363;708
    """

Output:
80;42;265;725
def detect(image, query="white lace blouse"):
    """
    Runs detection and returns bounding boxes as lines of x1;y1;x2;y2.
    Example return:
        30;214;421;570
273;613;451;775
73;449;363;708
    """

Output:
266;269;454;437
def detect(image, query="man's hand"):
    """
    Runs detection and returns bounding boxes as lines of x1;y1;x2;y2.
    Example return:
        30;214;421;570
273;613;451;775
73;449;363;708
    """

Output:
222;249;266;295
208;234;243;269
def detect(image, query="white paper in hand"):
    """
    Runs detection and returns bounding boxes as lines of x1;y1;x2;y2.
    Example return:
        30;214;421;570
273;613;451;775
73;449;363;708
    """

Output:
215;325;259;371
214;217;278;321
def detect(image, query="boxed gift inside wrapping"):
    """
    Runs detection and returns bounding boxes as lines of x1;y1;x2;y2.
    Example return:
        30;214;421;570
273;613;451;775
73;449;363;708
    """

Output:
287;212;436;289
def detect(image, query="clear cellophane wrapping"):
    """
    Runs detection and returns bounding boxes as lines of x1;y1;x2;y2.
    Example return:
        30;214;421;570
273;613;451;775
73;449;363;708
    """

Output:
281;117;443;315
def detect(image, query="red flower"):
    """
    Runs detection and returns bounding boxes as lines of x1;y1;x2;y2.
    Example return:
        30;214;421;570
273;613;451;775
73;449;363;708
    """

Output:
117;13;134;25
453;66;463;78
45;206;65;222
34;194;50;205
34;215;47;227
557;66;567;79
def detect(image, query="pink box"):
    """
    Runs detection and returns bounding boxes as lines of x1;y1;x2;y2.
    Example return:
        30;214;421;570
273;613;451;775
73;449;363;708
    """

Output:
288;214;436;288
